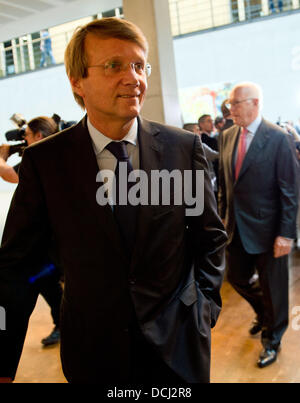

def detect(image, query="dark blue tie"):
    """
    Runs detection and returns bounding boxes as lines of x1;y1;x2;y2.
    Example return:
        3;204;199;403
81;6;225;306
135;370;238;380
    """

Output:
106;141;137;255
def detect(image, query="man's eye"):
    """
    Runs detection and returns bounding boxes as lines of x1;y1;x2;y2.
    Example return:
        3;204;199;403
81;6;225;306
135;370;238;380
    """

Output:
106;62;121;71
135;63;144;71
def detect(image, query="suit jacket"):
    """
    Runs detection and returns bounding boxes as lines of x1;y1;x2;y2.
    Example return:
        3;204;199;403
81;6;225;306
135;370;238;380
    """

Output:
0;116;227;383
219;118;298;253
201;133;219;191
200;132;218;151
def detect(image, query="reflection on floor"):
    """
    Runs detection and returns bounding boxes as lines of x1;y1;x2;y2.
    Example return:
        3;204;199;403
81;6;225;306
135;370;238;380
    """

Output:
211;249;300;383
12;249;300;383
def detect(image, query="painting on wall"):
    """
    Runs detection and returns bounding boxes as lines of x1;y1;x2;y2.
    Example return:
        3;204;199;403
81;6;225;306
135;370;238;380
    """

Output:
179;81;234;123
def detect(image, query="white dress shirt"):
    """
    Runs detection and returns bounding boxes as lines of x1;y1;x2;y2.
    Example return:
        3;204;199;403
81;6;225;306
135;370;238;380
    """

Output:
87;117;140;205
245;114;262;151
235;114;262;163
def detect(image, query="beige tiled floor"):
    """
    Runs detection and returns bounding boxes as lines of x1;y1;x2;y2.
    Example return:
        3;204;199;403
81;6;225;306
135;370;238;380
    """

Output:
12;252;300;383
2;190;300;383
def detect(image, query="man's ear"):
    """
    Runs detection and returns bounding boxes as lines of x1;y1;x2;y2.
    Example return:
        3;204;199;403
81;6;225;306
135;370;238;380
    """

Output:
34;131;44;142
253;98;259;107
69;76;84;98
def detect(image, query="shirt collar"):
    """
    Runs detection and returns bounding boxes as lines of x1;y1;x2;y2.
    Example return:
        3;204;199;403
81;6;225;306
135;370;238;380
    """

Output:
87;117;138;155
246;114;262;135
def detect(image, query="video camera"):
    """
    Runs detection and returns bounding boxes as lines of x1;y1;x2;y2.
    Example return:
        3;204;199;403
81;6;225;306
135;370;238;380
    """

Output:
51;113;76;131
4;113;76;158
5;113;27;157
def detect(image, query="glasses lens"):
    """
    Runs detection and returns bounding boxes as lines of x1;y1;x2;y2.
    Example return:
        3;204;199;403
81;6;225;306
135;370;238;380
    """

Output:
104;61;122;76
146;63;151;77
101;61;152;77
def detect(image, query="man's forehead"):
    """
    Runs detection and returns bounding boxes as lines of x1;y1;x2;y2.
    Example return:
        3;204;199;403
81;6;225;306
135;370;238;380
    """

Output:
231;86;255;100
84;34;146;57
230;87;245;99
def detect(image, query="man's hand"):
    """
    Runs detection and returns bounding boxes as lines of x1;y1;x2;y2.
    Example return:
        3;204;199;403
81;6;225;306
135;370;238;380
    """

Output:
0;144;10;161
273;236;293;258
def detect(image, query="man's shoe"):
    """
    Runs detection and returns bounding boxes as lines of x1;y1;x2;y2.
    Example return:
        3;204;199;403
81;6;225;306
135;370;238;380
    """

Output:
41;327;60;346
257;345;280;368
249;320;262;335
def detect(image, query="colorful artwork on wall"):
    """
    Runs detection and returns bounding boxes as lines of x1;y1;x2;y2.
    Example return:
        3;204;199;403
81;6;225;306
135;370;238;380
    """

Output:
179;81;234;123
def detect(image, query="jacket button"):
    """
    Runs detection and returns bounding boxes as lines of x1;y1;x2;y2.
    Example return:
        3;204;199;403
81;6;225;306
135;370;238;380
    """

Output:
129;278;136;285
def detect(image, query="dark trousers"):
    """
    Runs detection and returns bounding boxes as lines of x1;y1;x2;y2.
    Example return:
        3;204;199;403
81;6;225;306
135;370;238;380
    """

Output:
226;228;289;349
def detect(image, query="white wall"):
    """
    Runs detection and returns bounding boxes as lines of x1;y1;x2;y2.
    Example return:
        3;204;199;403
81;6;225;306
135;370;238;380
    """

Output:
173;13;300;124
0;64;85;191
0;64;84;136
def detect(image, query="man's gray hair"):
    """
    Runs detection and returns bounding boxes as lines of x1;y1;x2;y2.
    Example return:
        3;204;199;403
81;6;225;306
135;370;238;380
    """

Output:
232;81;263;111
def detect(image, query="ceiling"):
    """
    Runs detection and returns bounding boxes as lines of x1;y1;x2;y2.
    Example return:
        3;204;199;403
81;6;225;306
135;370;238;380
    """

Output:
0;0;77;25
0;0;121;42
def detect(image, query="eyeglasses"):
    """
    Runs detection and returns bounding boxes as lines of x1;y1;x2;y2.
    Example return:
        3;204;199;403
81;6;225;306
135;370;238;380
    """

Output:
87;61;152;77
225;98;254;108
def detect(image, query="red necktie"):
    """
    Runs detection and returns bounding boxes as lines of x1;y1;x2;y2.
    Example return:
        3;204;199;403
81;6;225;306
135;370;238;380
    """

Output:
235;127;248;180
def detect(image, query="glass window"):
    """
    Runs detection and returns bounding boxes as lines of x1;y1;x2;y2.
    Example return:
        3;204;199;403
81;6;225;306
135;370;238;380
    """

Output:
4;41;14;75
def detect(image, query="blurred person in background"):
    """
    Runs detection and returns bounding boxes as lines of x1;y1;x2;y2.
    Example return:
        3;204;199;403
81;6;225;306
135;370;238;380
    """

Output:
219;82;298;368
183;123;219;198
40;29;56;67
198;114;218;151
221;100;234;131
197;116;219;200
0;116;63;347
214;116;225;140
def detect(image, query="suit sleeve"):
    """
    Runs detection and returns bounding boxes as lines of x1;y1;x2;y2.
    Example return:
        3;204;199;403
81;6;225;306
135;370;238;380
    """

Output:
276;134;298;239
202;143;219;161
187;135;228;327
0;148;51;379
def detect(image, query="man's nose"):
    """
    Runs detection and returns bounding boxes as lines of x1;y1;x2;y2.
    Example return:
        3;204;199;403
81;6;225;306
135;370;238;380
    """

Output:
122;63;140;83
122;65;141;85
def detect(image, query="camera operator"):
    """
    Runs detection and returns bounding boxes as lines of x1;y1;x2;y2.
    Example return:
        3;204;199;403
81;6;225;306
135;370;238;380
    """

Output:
0;116;57;183
0;144;19;183
1;116;63;347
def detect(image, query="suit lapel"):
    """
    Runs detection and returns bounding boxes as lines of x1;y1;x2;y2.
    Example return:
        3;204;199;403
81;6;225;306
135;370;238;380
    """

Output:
225;126;240;182
236;119;269;181
130;117;163;271
137;116;163;173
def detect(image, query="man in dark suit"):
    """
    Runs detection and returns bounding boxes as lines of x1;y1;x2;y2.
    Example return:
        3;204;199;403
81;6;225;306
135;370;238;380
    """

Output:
198;115;219;201
221;100;234;132
0;18;227;383
198;114;218;151
216;100;234;152
219;82;298;368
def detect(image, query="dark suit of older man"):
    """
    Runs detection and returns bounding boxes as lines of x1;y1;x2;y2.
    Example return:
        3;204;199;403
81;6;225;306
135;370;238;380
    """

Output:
219;114;298;367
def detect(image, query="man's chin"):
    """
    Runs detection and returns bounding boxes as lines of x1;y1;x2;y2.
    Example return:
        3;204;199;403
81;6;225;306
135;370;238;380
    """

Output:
117;98;144;120
121;106;141;119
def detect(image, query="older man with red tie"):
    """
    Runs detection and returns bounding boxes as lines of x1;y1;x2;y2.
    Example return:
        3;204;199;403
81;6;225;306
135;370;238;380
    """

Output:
219;81;298;368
